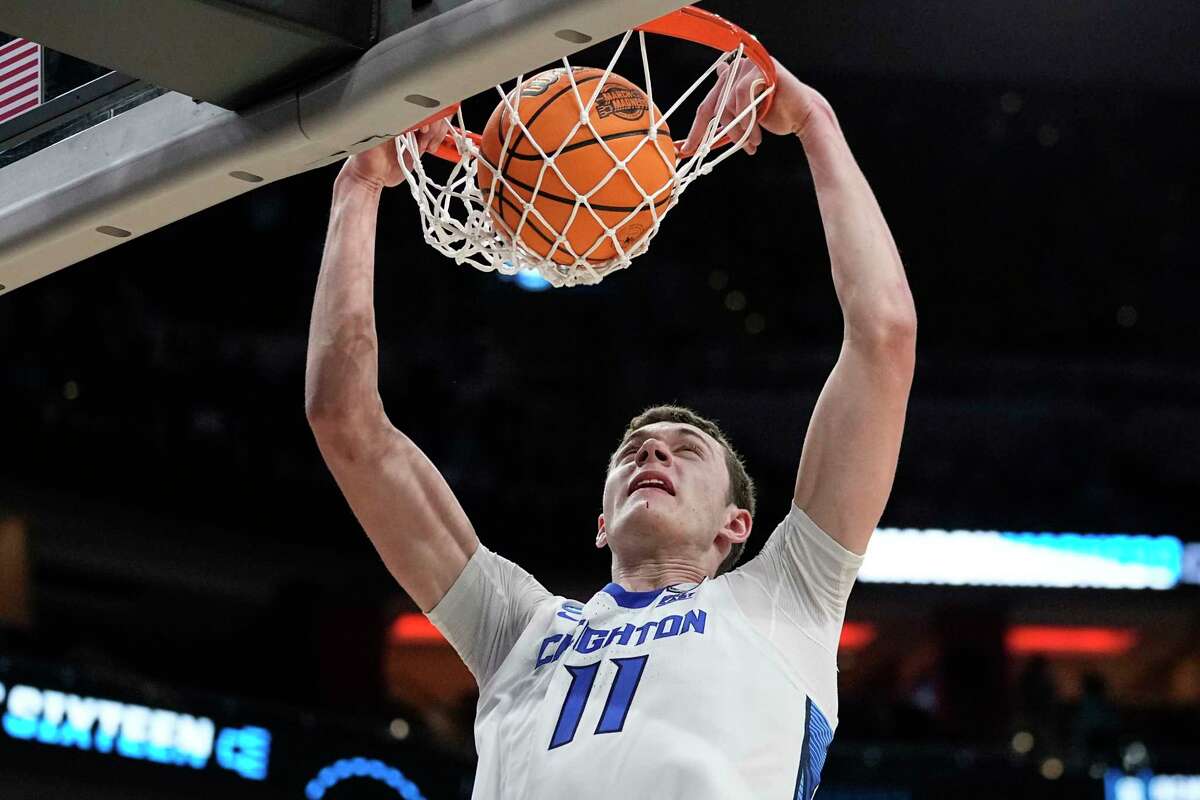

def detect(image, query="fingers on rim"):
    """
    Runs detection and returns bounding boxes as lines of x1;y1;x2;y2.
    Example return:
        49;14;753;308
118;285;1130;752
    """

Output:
745;125;762;155
718;109;742;141
682;99;718;154
683;118;708;154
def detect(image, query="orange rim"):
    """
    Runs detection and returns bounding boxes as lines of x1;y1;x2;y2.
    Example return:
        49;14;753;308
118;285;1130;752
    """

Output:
405;5;774;163
635;5;776;150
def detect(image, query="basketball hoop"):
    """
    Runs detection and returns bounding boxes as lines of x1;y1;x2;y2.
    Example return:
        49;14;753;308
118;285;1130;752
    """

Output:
396;6;776;288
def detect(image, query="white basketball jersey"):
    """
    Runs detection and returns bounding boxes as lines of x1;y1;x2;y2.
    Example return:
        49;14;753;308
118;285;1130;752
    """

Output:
427;502;863;799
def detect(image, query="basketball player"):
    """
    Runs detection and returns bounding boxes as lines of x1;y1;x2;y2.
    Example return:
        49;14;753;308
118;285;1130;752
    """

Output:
306;56;915;798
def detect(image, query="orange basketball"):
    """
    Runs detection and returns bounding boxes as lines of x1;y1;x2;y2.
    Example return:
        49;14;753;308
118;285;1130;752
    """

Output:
477;67;677;266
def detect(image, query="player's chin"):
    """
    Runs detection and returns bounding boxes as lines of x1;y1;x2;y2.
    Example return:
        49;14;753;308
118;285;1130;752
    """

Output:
624;490;678;514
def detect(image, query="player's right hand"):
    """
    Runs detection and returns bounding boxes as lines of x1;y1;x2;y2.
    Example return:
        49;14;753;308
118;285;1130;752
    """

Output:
341;119;451;189
681;58;834;157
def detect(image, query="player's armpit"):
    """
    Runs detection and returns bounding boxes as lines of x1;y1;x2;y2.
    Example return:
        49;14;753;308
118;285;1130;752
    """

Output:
792;330;915;556
427;543;553;688
723;504;863;660
311;420;479;612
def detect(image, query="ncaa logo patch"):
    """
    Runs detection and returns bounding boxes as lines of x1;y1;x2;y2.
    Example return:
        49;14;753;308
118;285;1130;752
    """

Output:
595;85;647;121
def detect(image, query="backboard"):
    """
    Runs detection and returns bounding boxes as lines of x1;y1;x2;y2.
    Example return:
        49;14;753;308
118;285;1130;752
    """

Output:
0;0;691;297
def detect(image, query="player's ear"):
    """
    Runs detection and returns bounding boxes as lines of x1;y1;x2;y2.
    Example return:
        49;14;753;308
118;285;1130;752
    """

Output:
596;514;608;549
718;506;752;546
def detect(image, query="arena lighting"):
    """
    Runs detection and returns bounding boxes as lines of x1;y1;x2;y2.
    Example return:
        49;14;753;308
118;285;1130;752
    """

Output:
1182;543;1200;584
1005;626;1138;656
0;680;271;780
859;527;1183;589
515;269;552;291
305;756;427;800
1122;742;1150;772
1040;757;1065;780
388;613;444;644
495;267;552;292
838;622;876;651
1105;770;1200;800
1011;731;1035;754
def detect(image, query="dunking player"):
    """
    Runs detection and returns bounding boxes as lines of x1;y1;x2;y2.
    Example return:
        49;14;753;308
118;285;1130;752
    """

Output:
305;56;916;799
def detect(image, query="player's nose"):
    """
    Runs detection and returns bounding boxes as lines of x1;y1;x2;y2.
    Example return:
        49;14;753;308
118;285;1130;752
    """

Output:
636;438;672;466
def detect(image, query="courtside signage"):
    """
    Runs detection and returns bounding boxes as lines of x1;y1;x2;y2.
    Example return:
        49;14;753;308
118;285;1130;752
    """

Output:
859;528;1184;589
0;679;272;780
1105;770;1200;800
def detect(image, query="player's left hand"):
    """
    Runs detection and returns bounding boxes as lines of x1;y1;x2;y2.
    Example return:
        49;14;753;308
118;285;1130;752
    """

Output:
681;58;833;157
411;117;454;160
342;117;452;189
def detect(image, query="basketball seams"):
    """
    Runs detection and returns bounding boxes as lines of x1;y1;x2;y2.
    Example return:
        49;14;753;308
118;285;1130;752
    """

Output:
477;138;675;212
488;186;669;267
491;167;674;213
499;127;670;162
503;73;605;161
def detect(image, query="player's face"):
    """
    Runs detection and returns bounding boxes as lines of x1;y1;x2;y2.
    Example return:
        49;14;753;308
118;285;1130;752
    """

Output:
600;422;733;556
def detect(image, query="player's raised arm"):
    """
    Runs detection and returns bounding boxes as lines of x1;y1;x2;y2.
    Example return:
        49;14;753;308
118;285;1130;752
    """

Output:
685;61;916;556
780;66;916;555
304;126;480;612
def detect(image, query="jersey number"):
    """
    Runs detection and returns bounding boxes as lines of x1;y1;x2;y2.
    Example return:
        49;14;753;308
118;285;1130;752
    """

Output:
548;654;649;749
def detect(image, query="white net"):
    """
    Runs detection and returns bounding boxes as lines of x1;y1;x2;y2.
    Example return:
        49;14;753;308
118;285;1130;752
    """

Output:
397;29;773;288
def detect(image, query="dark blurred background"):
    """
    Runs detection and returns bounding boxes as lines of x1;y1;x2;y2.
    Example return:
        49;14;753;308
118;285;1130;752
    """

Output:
2;1;1199;798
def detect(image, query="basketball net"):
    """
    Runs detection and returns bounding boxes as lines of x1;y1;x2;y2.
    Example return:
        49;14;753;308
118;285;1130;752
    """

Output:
396;10;774;288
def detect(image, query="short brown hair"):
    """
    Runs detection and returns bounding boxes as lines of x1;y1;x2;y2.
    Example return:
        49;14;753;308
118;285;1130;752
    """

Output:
613;405;756;576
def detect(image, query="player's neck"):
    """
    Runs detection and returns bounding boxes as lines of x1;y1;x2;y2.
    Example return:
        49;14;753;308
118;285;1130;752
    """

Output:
611;558;709;592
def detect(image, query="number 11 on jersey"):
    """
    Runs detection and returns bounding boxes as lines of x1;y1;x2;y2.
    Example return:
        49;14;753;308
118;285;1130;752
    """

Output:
548;655;650;749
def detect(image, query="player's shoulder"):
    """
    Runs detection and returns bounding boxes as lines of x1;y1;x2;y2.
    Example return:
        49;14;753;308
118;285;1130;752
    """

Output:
548;595;587;621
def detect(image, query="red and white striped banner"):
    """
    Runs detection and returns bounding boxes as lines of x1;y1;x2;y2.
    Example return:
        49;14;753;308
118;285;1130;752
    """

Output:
0;37;42;124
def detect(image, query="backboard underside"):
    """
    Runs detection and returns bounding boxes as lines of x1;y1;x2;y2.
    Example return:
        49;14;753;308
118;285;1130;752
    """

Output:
0;0;690;297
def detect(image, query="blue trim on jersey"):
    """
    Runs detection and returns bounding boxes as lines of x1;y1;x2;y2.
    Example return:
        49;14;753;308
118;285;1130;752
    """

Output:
793;697;833;800
601;582;666;609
